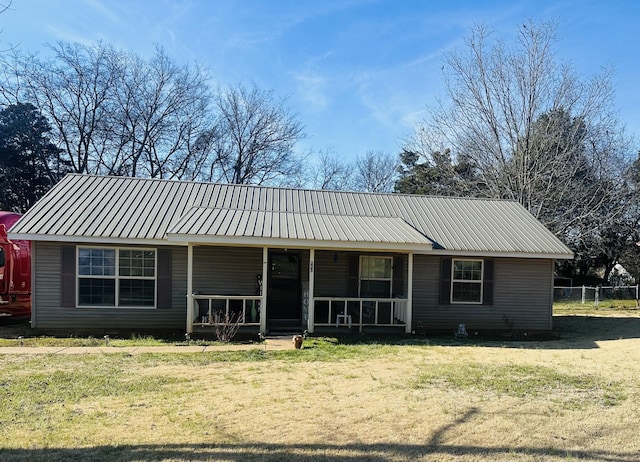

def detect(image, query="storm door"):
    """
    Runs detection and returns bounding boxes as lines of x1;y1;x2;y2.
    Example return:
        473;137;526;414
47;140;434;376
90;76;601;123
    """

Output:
267;252;302;329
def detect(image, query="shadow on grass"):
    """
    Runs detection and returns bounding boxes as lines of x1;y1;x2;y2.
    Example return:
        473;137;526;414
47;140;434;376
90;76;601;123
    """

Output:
2;407;636;461
332;315;640;350
1;441;637;462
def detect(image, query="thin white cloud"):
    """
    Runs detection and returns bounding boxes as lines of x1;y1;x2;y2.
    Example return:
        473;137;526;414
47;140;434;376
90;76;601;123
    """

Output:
82;0;126;27
292;70;330;109
44;25;96;47
291;51;336;109
401;108;428;128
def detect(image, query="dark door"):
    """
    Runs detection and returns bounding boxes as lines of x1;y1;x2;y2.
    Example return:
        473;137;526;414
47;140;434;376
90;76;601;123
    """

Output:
267;252;301;328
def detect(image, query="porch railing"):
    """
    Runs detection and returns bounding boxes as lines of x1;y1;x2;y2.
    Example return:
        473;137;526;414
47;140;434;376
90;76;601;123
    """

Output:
313;297;408;332
192;294;261;327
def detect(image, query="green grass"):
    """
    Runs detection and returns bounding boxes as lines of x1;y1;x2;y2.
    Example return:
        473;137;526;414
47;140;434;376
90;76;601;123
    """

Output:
125;337;406;365
0;354;186;430
554;299;639;315
0;332;242;348
1;352;623;430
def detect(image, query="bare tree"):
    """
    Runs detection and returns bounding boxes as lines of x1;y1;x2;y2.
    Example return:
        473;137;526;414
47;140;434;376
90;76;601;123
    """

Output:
309;148;354;190
354;150;398;193
0;43;118;174
0;41;212;179
0;1;13;53
402;20;637;284
109;46;212;179
202;83;305;185
407;20;632;234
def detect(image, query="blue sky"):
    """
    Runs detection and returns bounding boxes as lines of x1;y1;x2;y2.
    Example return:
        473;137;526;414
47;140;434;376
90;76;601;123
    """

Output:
2;0;639;160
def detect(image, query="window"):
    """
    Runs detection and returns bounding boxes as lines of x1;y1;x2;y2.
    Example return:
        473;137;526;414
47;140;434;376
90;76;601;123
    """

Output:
359;256;392;298
451;259;483;303
78;247;156;307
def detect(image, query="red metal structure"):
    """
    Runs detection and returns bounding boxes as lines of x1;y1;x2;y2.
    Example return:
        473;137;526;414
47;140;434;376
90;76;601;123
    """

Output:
0;212;31;319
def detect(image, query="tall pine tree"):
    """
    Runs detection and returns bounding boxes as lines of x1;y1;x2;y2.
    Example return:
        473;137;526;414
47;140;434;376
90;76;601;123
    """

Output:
0;103;63;212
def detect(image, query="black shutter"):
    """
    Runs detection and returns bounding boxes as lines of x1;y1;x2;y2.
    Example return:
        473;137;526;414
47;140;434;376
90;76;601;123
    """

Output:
483;260;494;305
157;249;172;309
347;255;360;297
61;246;76;307
439;258;452;305
393;255;405;297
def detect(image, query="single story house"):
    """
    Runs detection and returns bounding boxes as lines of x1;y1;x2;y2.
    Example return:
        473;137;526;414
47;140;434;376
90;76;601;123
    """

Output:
10;173;573;335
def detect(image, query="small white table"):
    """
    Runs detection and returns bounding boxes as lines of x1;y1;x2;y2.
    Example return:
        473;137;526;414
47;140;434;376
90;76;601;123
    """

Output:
336;313;352;328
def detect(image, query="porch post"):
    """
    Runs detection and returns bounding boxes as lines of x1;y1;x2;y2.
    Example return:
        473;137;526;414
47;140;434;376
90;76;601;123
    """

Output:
308;248;315;333
261;247;268;334
186;243;194;334
406;252;414;334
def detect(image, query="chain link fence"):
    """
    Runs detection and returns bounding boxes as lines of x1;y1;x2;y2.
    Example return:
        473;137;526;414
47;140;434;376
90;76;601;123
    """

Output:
554;285;639;307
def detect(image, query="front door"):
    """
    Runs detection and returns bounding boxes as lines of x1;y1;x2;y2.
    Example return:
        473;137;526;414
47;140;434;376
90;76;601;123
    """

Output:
267;252;302;330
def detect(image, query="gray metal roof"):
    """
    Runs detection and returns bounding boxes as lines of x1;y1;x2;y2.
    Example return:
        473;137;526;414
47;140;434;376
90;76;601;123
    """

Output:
166;207;434;251
9;174;573;258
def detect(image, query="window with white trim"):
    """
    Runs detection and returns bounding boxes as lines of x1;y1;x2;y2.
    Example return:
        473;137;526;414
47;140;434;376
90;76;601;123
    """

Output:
77;247;156;307
451;259;483;303
359;256;392;298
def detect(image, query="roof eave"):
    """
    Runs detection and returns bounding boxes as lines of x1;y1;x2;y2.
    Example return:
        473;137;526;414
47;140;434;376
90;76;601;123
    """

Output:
166;233;434;253
429;248;574;260
8;233;179;247
10;233;572;259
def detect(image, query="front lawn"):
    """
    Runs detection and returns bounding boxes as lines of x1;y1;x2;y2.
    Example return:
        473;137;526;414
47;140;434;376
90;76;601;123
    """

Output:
1;313;639;461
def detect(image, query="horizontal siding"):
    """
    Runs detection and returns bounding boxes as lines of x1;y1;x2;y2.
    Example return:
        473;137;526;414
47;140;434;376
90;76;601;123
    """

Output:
314;250;349;297
171;247;188;323
33;241;62;329
33;241;553;332
412;255;553;331
412;255;440;323
493;258;553;331
33;242;187;331
193;246;263;295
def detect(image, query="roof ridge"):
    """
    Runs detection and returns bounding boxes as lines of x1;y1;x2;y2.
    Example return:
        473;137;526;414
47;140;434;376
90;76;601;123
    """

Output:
64;173;516;203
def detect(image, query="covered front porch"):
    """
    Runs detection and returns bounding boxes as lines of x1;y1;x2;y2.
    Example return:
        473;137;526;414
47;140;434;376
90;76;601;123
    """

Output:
166;206;433;335
183;246;415;335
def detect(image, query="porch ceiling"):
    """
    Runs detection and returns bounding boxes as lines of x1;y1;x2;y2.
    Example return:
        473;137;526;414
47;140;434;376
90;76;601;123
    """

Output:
165;206;434;251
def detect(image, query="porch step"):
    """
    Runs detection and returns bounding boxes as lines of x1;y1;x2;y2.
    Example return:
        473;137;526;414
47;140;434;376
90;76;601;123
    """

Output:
267;319;303;333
